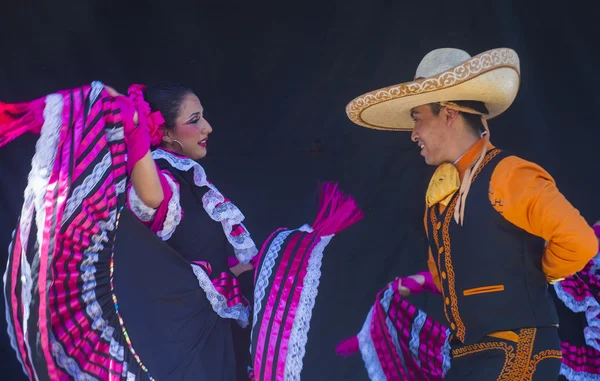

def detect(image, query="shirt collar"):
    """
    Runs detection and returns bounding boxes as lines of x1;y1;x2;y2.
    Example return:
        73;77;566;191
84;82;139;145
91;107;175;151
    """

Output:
454;138;495;180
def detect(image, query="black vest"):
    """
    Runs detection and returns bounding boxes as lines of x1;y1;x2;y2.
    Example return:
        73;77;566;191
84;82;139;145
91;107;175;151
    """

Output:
426;149;558;345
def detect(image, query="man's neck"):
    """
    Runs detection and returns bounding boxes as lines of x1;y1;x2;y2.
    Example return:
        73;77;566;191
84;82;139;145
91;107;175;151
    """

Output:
449;133;481;164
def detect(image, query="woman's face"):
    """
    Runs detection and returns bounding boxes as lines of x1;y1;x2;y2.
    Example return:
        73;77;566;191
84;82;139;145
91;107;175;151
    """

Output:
166;93;212;160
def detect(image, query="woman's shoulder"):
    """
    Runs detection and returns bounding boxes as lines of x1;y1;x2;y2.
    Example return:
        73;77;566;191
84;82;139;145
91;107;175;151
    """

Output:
151;148;206;188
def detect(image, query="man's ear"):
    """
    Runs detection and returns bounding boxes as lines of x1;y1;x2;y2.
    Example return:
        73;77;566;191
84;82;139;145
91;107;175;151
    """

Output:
444;108;459;127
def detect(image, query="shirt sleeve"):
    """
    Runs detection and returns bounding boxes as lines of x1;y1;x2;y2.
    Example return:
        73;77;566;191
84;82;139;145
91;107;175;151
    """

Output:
127;165;182;241
490;156;598;282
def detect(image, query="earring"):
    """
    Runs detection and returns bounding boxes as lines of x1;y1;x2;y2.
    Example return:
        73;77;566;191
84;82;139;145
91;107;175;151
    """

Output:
171;139;184;151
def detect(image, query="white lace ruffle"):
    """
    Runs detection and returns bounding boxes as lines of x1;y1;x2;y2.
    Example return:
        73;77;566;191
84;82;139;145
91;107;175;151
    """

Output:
51;333;99;381
3;230;28;376
559;362;600;381
553;253;600;351
382;286;408;375
358;307;387;381
441;328;452;376
151;149;257;263
284;234;333;381
408;309;427;367
251;230;295;341
62;152;113;225
127;187;157;222
9;93;65;381
156;174;182;241
190;264;250;327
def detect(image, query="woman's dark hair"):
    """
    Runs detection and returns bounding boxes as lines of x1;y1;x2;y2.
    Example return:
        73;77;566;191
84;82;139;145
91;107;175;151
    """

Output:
143;82;194;131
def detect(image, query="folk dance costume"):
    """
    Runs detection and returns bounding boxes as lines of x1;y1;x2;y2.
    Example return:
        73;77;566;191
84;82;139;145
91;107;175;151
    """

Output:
338;48;598;380
0;82;363;381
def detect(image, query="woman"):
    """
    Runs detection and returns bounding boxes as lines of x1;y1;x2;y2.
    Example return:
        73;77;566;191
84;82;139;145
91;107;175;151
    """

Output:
115;82;258;380
2;81;257;380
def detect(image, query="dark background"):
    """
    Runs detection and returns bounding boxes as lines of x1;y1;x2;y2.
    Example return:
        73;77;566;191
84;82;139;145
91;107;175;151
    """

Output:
1;1;598;379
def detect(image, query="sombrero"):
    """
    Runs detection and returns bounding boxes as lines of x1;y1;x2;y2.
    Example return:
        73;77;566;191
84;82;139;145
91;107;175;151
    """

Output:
345;47;521;131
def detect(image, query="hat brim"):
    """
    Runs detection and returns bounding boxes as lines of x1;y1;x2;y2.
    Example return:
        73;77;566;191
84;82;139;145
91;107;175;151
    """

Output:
346;48;520;131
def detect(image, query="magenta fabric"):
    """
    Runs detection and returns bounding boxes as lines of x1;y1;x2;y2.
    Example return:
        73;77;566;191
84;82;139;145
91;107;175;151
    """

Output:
250;182;363;381
336;277;451;381
0;96;46;147
2;83;150;380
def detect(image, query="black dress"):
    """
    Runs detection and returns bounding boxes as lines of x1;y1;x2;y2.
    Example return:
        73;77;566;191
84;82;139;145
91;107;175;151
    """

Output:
113;150;255;380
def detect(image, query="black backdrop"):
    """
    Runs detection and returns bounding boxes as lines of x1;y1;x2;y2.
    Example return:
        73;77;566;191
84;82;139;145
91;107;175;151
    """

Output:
1;1;598;379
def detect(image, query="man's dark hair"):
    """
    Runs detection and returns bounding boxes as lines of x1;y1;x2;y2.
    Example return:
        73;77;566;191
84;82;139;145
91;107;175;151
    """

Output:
429;101;489;135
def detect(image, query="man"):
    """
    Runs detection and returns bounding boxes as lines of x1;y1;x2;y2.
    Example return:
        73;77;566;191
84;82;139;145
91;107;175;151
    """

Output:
345;48;597;380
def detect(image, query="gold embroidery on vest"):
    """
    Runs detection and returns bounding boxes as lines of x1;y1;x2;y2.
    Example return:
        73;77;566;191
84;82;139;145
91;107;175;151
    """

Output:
524;350;562;381
452;327;561;381
439;149;502;342
430;208;452;328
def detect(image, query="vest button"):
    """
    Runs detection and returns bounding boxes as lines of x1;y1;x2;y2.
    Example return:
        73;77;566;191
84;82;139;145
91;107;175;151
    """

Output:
438;247;444;254
445;297;450;305
441;271;447;279
436;222;442;230
451;322;456;330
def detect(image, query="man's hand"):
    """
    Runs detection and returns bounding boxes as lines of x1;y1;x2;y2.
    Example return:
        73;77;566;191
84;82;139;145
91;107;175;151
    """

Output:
397;273;426;297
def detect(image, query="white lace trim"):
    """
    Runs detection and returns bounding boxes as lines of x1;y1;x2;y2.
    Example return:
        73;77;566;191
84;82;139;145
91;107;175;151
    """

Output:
3;230;28;377
560;362;600;381
151;149;257;262
51;333;99;381
190;264;250;327
11;93;64;381
554;253;600;351
284;234;333;381
251;230;296;345
105;126;124;142
156;174;182;241
127;187;157;222
358;307;386;381
382;286;408;375
441;328;452;376
62;152;112;225
89;81;103;111
79;209;125;361
408;310;427;366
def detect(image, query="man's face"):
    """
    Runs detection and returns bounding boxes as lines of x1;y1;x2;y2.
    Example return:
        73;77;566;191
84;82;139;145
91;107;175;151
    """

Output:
410;104;450;165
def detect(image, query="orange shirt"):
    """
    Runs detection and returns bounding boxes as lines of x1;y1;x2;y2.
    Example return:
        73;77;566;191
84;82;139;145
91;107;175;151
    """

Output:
426;139;598;291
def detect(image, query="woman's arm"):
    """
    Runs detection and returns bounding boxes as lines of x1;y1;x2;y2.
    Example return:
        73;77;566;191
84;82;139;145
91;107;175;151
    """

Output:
105;85;164;208
130;151;164;208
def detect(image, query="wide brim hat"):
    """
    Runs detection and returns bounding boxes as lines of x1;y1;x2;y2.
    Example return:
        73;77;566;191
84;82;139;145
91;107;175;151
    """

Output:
345;48;520;131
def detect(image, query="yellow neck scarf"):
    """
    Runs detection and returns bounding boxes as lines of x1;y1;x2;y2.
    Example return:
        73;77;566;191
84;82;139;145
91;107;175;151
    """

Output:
426;162;460;208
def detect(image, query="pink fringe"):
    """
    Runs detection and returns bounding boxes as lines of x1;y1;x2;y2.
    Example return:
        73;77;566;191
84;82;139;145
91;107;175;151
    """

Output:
0;97;47;147
335;336;359;357
312;182;364;236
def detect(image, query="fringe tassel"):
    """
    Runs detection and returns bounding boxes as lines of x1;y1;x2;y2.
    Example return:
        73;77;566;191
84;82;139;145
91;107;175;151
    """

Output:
311;182;364;236
0;97;47;147
335;336;360;357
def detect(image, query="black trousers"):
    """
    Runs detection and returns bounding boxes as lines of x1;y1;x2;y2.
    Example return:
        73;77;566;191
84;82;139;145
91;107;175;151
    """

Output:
444;327;562;381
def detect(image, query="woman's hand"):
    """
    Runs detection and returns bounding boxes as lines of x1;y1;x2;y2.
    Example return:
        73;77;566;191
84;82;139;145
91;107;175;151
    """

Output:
229;262;254;277
104;85;138;125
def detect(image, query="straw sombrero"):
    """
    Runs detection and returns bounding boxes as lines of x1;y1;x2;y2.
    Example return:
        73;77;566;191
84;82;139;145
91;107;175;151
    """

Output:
345;48;520;131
